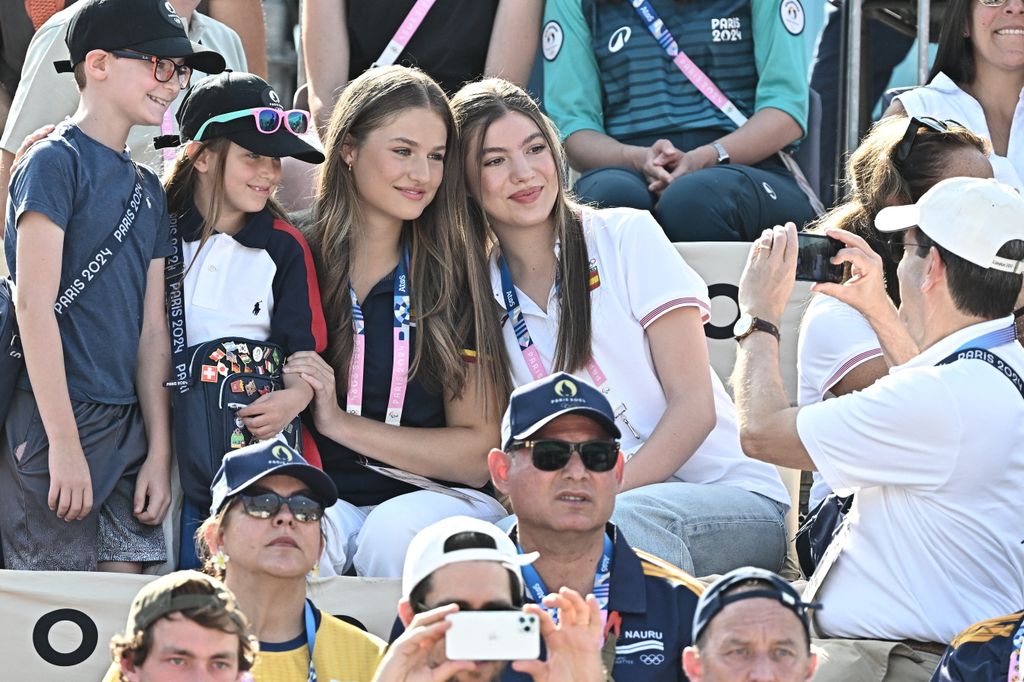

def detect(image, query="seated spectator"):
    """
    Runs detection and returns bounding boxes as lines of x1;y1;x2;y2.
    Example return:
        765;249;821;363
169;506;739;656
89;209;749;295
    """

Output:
488;371;705;681
301;0;542;133
0;0;247;234
103;570;257;682
452;78;790;577
542;0;818;242
931;610;1024;682
379;515;605;681
884;0;1024;190
799;116;993;511
683;567;819;682
198;439;386;681
733;178;1024;679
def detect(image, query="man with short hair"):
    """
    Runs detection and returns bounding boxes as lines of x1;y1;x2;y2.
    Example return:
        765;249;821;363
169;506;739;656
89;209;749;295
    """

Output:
683;567;819;682
488;372;704;681
733;176;1024;679
105;570;257;681
379;514;604;682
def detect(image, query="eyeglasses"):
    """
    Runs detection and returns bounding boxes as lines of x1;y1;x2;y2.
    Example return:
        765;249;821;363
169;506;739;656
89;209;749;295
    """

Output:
977;0;1010;6
237;491;324;522
881;236;927;264
894;116;965;162
111;50;192;88
510;439;619;472
194;107;311;142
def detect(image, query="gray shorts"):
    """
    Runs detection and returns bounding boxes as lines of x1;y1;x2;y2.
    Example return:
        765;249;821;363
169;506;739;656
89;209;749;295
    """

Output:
0;389;166;570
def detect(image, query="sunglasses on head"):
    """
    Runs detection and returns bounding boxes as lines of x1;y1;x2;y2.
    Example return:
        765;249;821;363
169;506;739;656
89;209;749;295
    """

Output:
894;116;966;163
237;490;324;523
111;50;192;88
510;439;619;472
194;107;311;142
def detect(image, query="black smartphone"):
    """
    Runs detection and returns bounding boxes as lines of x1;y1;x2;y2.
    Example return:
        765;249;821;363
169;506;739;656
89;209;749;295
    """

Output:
795;233;844;283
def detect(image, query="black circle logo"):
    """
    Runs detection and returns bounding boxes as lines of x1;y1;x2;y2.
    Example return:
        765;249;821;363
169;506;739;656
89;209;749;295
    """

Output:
33;609;99;667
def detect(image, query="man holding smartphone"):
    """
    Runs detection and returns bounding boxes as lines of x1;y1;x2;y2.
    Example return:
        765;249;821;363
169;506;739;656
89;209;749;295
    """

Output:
377;515;605;682
732;177;1024;681
487;372;704;681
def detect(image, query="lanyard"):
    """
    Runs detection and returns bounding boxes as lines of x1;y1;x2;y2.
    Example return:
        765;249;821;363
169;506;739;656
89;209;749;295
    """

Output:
518;534;614;627
304;600;317;682
949;324;1017;355
497;256;640;440
371;0;437;68
937;323;1024;399
347;247;411;426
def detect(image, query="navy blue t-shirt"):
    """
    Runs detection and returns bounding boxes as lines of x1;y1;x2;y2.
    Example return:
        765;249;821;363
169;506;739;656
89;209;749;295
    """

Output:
6;121;173;404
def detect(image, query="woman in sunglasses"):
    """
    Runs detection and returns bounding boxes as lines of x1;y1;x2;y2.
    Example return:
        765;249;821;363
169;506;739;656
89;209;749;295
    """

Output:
199;439;385;680
162;71;327;569
883;0;1024;190
797;116;993;515
282;66;508;579
450;78;791;578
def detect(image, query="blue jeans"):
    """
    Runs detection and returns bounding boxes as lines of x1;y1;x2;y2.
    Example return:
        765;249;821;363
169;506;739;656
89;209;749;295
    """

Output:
610;482;788;577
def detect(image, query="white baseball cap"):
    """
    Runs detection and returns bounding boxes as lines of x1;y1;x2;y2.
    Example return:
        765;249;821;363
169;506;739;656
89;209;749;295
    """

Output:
401;516;539;600
874;177;1024;273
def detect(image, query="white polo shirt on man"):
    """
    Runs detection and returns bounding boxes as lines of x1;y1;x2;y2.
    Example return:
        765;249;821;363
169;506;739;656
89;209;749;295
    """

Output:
894;72;1024;191
796;316;1024;643
490;206;789;506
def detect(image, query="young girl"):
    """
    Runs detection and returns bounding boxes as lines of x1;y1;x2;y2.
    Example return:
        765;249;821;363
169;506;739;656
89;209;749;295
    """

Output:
284;66;509;579
451;78;791;577
161;71;327;568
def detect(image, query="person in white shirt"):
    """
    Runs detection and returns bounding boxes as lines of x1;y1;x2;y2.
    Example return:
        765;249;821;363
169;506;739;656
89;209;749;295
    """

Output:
884;0;1024;190
733;178;1024;673
450;78;790;577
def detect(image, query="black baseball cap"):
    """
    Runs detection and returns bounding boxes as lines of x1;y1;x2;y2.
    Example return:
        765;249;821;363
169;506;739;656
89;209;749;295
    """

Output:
501;372;621;450
692;567;820;643
209;438;338;516
168;71;325;164
54;0;225;74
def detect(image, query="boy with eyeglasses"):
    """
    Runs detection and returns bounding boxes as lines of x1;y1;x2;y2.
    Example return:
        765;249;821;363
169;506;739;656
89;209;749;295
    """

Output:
0;0;225;571
486;372;704;682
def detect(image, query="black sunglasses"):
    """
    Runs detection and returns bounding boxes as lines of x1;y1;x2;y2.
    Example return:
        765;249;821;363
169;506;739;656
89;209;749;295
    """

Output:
237;491;324;523
510;439;619;472
894;117;965;163
111;50;193;88
879;234;927;265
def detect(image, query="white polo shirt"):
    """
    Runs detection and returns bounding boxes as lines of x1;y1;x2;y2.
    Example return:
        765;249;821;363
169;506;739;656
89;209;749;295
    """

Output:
797;294;883;508
894;72;1024;191
490;206;789;506
796;316;1024;643
0;7;247;172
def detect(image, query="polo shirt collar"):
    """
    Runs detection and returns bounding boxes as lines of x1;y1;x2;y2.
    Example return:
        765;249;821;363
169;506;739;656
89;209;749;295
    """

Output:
178;201;275;249
894;315;1016;372
488;242;562;315
929;71;961;95
507;522;648;615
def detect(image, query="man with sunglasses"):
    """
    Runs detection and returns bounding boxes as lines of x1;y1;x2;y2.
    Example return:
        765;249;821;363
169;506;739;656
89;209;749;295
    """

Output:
487;372;704;681
733;177;1024;680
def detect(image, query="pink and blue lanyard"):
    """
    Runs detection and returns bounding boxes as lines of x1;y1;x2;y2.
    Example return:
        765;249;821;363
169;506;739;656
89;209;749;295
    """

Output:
347;247;411;425
498;256;640;439
518;533;614;626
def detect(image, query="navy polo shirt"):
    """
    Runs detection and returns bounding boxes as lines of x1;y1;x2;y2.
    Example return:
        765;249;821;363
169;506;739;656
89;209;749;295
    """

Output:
931;611;1024;681
501;523;702;682
307;267;460;507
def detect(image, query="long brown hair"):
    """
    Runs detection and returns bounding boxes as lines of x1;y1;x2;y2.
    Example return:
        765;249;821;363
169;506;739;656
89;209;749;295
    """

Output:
451;78;593;377
307;66;477;399
809;115;990;303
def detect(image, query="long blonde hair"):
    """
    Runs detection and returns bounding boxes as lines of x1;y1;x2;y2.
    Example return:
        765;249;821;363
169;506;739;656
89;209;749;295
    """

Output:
307;66;481;399
451;78;593;378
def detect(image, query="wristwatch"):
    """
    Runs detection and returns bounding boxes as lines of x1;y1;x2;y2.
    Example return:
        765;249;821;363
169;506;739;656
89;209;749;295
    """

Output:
733;313;780;342
713;142;730;165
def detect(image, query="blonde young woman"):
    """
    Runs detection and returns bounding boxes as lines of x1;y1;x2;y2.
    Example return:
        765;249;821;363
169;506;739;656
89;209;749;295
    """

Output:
283;66;509;578
451;78;791;577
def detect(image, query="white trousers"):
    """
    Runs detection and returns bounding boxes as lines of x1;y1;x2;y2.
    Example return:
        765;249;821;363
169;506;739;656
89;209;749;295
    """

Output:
318;488;506;578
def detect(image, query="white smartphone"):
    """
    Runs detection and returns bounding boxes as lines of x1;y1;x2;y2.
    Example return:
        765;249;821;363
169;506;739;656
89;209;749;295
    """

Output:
444;611;541;661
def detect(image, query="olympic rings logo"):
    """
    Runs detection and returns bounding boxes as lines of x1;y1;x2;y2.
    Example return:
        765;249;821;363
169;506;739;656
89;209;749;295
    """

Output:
639;654;664;666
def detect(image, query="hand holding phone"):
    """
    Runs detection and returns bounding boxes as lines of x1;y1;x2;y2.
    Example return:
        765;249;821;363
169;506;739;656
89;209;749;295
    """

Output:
796;233;845;283
445;611;541;661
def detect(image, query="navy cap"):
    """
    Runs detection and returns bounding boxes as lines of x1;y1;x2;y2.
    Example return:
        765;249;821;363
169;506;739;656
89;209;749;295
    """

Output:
501;372;621;450
167;71;324;163
54;0;225;74
692;567;819;643
209;438;338;517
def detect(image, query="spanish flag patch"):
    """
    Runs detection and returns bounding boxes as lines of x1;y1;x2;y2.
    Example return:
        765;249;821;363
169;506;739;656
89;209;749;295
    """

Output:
588;260;601;290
